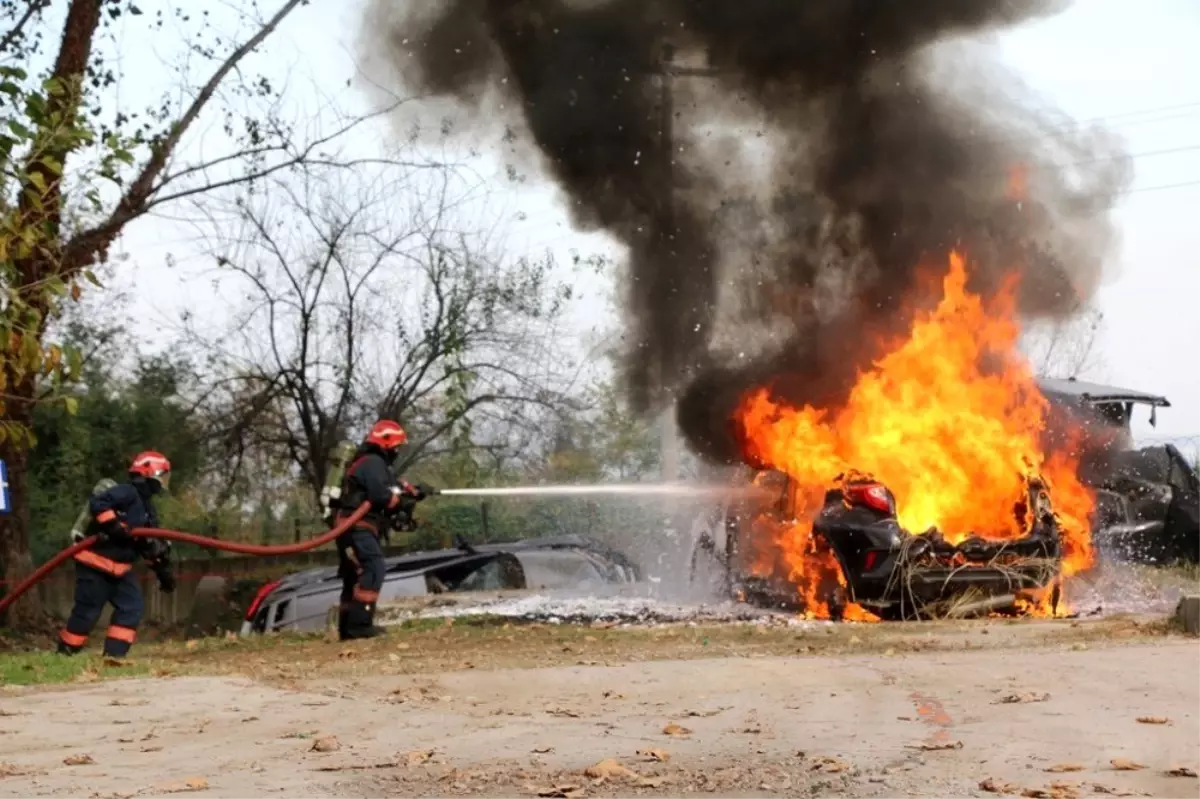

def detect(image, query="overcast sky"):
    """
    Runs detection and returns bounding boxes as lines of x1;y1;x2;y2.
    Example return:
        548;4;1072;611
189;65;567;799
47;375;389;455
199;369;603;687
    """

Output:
108;0;1199;447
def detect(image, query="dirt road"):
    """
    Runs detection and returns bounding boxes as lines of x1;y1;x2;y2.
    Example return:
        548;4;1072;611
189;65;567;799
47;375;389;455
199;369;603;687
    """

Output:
1;621;1197;798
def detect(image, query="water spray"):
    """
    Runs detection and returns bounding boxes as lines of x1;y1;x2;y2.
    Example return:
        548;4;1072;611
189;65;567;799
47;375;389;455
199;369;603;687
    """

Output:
437;482;754;499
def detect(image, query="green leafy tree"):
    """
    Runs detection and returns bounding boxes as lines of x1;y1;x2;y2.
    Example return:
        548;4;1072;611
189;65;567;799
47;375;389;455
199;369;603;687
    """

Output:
28;343;205;562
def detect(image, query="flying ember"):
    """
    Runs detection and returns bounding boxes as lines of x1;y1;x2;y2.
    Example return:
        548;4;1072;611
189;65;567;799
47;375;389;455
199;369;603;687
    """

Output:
733;251;1096;620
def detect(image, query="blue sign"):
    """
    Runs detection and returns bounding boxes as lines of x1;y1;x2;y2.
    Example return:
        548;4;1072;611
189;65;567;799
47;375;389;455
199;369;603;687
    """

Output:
0;459;9;514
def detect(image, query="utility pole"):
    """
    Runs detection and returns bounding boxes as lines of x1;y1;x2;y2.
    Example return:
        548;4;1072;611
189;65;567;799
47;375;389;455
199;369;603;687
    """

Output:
654;40;721;482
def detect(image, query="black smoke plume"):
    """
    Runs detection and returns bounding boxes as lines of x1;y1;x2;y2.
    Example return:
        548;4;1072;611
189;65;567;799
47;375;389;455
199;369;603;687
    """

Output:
361;0;1132;463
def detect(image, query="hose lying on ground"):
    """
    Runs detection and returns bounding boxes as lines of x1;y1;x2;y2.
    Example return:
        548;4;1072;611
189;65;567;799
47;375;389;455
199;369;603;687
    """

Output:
0;502;370;618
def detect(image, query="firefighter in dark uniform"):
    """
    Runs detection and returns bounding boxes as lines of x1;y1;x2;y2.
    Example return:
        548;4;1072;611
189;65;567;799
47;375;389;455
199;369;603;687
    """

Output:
57;451;176;658
334;420;432;640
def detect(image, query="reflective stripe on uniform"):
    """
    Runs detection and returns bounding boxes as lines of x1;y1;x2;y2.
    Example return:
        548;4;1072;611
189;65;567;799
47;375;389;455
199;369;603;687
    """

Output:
59;629;88;647
105;625;136;643
74;550;133;576
96;509;117;523
352;586;379;603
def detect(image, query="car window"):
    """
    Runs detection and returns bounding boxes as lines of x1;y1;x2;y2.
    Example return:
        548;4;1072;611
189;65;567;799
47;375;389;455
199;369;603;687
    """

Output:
456;558;512;592
515;551;607;590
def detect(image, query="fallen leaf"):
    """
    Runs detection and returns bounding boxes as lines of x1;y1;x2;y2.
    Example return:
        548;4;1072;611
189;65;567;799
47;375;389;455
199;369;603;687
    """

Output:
1110;759;1146;772
810;755;849;774
1022;789;1050;798
108;699;148;707
0;710;26;717
907;739;963;751
662;722;691;737
405;749;435;766
314;761;399;772
531;746;554;754
1167;766;1198;778
584;758;637;780
994;692;1050;705
537;784;585;798
310;736;340;753
684;707;728;717
980;777;1020;794
602;690;626;700
1135;716;1169;725
281;730;318;739
141;746;164;753
545;706;580;718
1045;763;1085;773
0;762;39;777
637;776;668;788
636;748;670;763
63;754;95;766
155;777;209;793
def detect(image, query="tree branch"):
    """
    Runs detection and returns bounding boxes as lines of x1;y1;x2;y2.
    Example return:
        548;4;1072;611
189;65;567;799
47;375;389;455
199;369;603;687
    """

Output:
59;0;308;275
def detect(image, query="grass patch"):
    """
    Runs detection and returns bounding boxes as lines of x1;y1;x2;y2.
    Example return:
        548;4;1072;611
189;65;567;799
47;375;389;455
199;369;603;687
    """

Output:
392;613;512;633
0;651;150;686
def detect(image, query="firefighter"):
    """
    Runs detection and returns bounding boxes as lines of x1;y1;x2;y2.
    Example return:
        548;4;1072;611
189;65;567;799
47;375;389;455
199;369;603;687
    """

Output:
57;451;176;658
334;420;433;640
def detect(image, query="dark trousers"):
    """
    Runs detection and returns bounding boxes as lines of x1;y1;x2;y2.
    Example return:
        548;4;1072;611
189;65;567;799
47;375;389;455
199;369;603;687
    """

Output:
336;527;385;640
58;563;144;657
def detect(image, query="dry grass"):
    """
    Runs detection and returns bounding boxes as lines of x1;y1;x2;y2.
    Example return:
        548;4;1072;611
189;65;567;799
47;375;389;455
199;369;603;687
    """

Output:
0;610;1179;691
108;614;1179;684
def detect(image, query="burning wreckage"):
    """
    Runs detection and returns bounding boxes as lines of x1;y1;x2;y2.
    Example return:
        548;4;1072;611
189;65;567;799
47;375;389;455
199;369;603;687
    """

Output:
689;252;1195;622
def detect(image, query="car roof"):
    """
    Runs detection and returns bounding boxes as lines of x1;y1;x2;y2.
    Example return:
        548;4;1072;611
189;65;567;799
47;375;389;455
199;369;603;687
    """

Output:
270;534;632;590
1037;377;1170;408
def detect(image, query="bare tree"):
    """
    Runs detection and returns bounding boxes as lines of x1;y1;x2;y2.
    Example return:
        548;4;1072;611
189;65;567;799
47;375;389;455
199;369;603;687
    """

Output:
1023;304;1106;380
186;159;578;503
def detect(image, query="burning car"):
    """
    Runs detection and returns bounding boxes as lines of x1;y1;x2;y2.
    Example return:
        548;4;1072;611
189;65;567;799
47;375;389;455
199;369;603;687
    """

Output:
689;252;1096;621
695;467;1064;621
241;535;640;634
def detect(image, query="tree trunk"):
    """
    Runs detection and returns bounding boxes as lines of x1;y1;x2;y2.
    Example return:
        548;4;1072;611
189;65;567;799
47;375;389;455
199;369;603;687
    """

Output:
0;0;102;628
0;385;37;626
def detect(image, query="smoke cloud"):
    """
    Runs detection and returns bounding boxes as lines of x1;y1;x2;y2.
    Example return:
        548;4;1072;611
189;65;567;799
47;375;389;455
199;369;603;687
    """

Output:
360;0;1132;463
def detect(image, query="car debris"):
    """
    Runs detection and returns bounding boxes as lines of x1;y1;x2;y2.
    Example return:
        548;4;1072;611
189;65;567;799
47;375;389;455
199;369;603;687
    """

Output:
1038;377;1198;564
688;377;1197;617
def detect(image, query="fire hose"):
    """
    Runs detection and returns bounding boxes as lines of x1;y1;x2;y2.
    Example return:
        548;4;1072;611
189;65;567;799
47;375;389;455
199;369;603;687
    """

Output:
0;502;371;619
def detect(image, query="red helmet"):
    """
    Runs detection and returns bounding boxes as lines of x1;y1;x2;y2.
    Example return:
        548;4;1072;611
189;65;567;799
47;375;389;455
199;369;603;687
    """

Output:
129;451;171;491
364;420;408;451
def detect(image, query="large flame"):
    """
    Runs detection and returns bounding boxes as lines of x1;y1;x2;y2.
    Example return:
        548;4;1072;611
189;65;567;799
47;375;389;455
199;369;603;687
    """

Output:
734;251;1095;619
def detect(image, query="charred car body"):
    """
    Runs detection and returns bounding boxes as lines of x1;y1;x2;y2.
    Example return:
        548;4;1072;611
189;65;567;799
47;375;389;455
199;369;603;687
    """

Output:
695;469;1063;620
1038;378;1198;564
241;535;640;634
689;377;1195;617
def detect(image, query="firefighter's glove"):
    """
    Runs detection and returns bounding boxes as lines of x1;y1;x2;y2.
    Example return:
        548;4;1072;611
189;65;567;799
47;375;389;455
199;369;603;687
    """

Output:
153;563;176;593
412;483;437;501
100;518;133;545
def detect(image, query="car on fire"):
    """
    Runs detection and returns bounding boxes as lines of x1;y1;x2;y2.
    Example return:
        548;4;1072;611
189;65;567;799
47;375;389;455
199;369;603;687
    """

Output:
688;377;1197;619
240;534;641;635
691;467;1064;621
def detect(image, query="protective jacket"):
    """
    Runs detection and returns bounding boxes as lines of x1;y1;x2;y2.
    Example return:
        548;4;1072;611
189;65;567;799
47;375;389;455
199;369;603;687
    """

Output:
82;478;172;578
337;446;423;536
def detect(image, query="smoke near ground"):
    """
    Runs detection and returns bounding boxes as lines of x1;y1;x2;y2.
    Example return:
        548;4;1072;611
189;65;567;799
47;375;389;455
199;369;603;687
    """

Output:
360;0;1132;463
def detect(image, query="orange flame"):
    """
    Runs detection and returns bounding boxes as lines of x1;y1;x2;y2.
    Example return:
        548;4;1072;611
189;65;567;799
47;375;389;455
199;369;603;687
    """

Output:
734;251;1095;618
